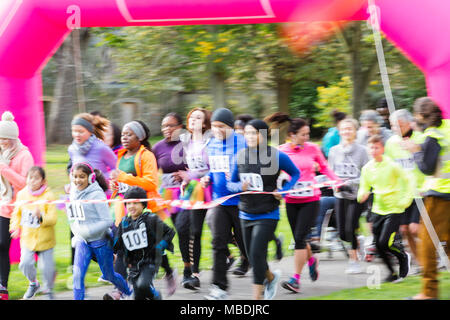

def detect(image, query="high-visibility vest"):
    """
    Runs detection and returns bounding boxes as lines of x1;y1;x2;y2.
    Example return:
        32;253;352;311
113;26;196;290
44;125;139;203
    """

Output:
423;119;450;194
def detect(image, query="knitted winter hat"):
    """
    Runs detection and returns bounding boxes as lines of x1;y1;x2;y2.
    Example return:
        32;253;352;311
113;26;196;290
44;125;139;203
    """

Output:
211;108;234;128
0;111;19;139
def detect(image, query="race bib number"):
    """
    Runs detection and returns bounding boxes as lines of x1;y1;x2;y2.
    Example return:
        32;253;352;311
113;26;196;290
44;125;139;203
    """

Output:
161;173;181;188
117;182;130;194
209;155;230;173
240;173;264;191
66;203;86;221
21;210;41;228
290;181;314;197
186;154;208;171
122;223;148;251
395;157;415;170
334;163;359;178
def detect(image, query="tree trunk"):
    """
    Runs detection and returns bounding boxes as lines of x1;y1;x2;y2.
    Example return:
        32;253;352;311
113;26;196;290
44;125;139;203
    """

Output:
210;70;226;110
47;29;91;144
339;22;379;118
276;76;292;114
47;35;78;144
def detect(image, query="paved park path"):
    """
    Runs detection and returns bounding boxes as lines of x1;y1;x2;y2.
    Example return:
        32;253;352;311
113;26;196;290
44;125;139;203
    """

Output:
35;251;391;300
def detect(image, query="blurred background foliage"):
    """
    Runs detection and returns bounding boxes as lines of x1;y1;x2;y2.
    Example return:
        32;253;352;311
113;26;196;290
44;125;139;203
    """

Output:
42;21;426;141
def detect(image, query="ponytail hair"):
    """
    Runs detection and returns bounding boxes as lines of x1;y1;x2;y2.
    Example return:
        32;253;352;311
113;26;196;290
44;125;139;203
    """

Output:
72;113;110;141
264;112;308;135
93;169;109;192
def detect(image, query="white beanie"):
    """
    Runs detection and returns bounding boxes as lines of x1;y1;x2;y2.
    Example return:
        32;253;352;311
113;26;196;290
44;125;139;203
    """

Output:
0;111;19;139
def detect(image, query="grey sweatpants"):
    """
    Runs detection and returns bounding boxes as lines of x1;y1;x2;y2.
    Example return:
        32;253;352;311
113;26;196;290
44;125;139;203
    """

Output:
19;247;55;291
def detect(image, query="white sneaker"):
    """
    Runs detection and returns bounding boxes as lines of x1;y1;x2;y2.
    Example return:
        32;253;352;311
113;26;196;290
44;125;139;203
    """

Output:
264;269;282;300
345;261;363;274
204;285;228;300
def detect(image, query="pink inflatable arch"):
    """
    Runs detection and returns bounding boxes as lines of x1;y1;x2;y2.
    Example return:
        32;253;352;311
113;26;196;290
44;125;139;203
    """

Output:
0;0;449;167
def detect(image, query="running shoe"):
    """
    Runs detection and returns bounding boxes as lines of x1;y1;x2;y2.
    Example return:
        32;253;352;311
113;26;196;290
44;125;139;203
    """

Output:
152;289;162;300
204;285;228;300
281;277;300;293
41;289;55;300
23;281;40;300
263;269;282;300
226;256;236;271
97;275;112;284
309;256;319;281
0;285;8;300
182;275;199;290
399;252;411;278
232;258;250;277
384;273;399;283
164;269;177;296
275;234;284;260
103;289;122;300
345;261;363;274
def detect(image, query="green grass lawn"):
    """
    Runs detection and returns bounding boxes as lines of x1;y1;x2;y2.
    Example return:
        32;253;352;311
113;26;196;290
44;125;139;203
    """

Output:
306;272;450;300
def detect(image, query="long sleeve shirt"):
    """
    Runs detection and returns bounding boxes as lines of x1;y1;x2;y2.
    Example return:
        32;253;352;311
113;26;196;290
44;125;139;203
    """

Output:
278;142;340;204
357;156;414;215
207;132;246;206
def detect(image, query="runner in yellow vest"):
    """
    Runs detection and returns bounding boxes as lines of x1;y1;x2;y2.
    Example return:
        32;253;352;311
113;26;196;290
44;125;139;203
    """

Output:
385;109;426;271
402;97;449;300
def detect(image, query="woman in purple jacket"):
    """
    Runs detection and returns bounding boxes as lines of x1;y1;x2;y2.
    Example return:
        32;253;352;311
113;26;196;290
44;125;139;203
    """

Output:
68;113;117;179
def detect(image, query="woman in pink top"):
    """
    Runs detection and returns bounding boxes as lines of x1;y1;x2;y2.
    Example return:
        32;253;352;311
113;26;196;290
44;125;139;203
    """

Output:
275;114;340;293
0;111;34;300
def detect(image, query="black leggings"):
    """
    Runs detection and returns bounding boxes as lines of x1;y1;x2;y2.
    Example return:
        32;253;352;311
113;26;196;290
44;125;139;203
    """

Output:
189;209;207;274
240;218;278;285
285;201;319;250
129;264;157;300
174;210;191;264
372;213;406;273
0;217;11;288
335;198;363;250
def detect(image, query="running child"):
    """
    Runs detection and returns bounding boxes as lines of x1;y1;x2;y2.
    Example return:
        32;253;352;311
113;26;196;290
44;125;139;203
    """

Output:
110;186;175;300
68;162;131;300
357;135;413;282
10;166;57;299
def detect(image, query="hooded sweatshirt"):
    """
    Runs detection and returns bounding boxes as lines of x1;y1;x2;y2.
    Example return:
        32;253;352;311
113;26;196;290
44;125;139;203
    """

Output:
69;181;113;243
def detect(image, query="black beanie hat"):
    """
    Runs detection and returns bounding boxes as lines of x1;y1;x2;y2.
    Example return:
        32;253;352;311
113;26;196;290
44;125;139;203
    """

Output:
124;186;148;208
211;108;234;128
247;119;269;131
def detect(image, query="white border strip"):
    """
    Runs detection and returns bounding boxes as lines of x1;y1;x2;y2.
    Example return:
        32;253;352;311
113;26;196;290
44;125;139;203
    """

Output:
116;0;275;23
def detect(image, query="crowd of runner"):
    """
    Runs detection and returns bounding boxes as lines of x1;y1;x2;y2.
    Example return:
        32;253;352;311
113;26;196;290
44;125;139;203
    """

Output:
0;95;448;300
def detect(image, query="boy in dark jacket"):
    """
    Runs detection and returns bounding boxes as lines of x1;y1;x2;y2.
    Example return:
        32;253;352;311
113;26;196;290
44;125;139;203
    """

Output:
112;186;175;300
